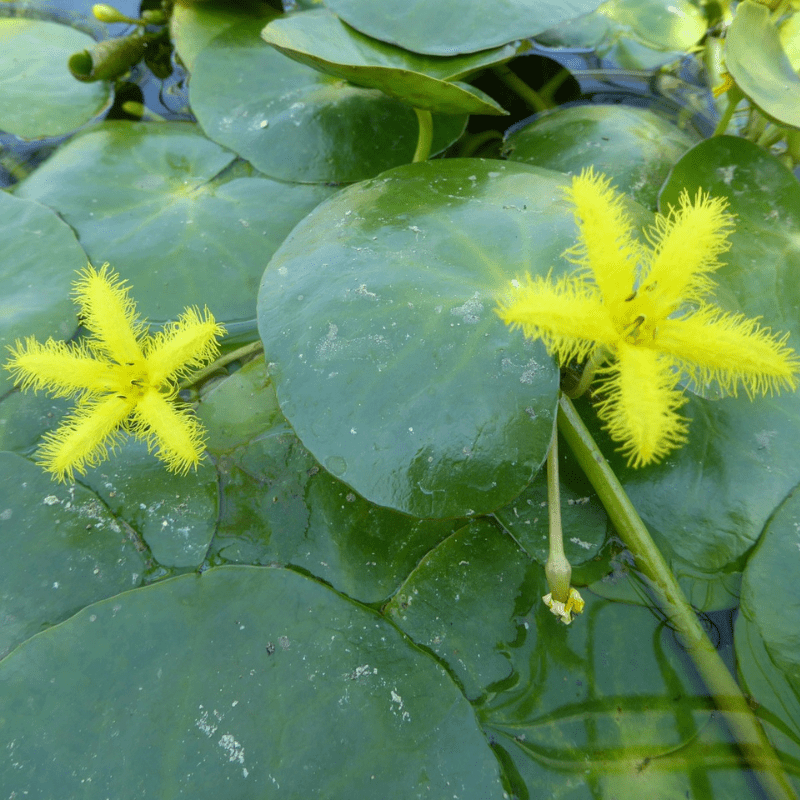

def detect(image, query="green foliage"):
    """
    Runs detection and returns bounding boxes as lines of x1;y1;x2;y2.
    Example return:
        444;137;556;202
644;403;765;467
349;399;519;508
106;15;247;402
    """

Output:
189;16;468;182
13;122;336;325
727;1;800;130
2;0;800;797
504;104;699;207
257;159;562;518
0;18;111;138
260;8;511;114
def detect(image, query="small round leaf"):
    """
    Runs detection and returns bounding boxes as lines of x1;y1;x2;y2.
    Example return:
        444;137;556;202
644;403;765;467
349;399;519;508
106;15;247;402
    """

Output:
0;18;111;139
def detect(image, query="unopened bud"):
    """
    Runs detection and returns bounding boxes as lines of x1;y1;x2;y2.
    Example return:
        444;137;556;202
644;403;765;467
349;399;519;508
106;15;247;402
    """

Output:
92;4;141;24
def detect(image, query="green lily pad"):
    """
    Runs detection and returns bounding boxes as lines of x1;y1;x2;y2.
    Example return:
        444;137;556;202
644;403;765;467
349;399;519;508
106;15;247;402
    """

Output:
0;18;111;139
572;136;800;608
504;104;698;208
261;8;509;115
190;17;467;184
80;438;219;569
0;566;506;799
537;0;706;71
727;0;800;129
781;13;800;72
0;391;72;454
12;121;335;326
198;356;459;602
385;519;537;700
1;377;216;570
0;452;145;659
603;0;706;51
258;159;565;518
0;191;87;393
740;485;800;681
170;0;279;71
324;0;604;56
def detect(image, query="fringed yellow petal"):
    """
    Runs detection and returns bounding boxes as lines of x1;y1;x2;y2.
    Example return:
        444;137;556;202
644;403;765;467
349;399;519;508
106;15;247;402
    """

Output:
5;337;115;397
564;168;640;306
595;345;689;467
644;190;735;307
74;263;145;363
131;390;206;473
36;395;134;482
655;306;800;398
497;273;618;364
144;307;225;385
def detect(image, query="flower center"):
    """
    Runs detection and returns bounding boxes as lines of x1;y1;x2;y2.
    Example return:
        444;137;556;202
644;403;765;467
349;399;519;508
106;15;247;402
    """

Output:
619;282;661;345
114;361;150;400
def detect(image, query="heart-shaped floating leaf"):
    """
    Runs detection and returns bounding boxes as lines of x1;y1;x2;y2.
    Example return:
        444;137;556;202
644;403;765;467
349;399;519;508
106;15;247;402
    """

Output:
190;17;467;184
575;136;800;608
0;18;111;139
198;356;459;602
0;191;87;393
504;104;698;208
727;1;800;129
13;121;335;326
0;452;145;660
261;8;509;115
324;0;604;55
258;159;567;518
0;566;507;799
170;0;279;71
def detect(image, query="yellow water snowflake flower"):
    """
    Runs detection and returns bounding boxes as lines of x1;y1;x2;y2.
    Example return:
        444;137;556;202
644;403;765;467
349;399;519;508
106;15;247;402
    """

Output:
497;168;799;467
5;264;225;481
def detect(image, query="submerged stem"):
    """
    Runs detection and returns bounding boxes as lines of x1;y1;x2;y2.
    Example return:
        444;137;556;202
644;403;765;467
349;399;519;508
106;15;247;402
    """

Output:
557;395;797;800
412;108;433;163
492;65;550;113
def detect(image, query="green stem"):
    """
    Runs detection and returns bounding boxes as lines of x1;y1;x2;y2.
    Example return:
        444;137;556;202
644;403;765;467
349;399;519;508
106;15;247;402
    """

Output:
545;427;571;603
492;65;550;113
756;122;786;149
786;129;800;168
412;108;433;163
564;346;608;399
557;395;797;800
179;340;263;390
712;86;743;137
